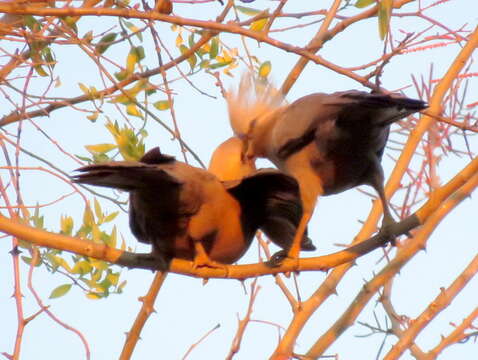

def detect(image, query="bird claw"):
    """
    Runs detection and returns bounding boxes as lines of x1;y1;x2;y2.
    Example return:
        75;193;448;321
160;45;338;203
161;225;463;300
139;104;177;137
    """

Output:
265;250;287;268
378;216;398;246
265;249;300;269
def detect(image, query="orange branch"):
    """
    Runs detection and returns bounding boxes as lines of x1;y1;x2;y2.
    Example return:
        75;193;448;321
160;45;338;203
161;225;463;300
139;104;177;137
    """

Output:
119;271;168;360
383;255;478;360
305;172;478;358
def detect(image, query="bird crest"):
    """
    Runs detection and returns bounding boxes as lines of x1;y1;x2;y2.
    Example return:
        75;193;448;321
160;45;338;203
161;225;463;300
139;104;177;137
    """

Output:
226;73;286;138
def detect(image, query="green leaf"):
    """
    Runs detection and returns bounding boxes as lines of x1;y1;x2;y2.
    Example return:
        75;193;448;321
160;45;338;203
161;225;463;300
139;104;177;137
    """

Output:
114;70;129;81
83;206;94;228
378;0;393;40
199;60;210;69
83;30;93;43
34;65;48;77
208;60;232;69
153;100;171;111
21;255;42;267
355;0;375;8
236;5;261;16
95;33;117;54
123;20;143;41
108;226;117;247
179;45;197;70
62;16;78;33
24;15;40;32
107;272;119;286
258;61;271;78
49;284;72;299
71;260;93;275
209;37;219;59
42;47;56;69
94;198;103;222
90;260;109;271
188;33;195;49
104;212;119;224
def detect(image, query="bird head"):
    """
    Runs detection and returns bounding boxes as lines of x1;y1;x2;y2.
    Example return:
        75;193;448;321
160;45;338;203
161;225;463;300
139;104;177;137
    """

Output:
208;136;256;181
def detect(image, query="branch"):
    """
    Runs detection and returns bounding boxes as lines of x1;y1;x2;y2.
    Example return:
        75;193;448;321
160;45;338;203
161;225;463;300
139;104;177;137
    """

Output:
280;0;415;95
0;4;381;90
427;307;478;358
119;271;168;360
305;171;478;358
1;152;478;278
383;255;478;360
225;279;260;360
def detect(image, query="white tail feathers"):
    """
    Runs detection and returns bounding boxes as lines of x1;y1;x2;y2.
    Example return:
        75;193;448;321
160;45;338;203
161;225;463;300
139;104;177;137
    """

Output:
226;73;285;137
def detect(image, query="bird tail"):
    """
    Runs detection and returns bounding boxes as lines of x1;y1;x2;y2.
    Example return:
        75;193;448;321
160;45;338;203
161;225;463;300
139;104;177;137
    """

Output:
340;92;427;126
72;148;181;190
226;73;286;137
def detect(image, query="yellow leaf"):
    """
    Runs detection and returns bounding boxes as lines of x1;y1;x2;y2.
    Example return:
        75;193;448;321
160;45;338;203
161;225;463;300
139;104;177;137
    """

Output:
78;82;89;95
60;215;74;235
250;17;268;32
176;33;183;47
126;104;143;118
258;61;271;78
86;112;99;122
107;272;119;286
154;100;171;111
85;143;116;154
126;49;139;73
86;292;102;300
378;0;393;40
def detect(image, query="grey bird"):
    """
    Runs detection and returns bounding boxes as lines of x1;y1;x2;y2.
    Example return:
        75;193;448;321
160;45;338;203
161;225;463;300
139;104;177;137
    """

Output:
227;75;427;263
72;144;314;269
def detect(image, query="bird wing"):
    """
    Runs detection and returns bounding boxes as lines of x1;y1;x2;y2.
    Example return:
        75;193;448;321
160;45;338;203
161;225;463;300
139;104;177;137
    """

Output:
72;162;183;190
273;91;426;160
226;169;315;251
273;93;335;160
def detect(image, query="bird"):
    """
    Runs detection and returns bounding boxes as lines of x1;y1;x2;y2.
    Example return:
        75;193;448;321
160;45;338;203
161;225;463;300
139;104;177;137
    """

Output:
209;137;315;262
226;74;427;264
72;144;315;270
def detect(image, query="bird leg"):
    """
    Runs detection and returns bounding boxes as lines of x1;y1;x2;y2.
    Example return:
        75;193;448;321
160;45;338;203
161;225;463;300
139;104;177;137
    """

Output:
266;211;313;268
287;210;313;260
369;167;398;245
192;240;228;272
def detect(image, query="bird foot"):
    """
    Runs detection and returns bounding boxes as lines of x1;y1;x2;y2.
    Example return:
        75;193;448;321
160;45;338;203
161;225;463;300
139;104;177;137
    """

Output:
378;216;398;246
265;248;300;269
265;250;287;268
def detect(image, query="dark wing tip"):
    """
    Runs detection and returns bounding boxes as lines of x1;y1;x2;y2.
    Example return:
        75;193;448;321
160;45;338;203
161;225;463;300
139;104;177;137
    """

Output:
140;147;175;165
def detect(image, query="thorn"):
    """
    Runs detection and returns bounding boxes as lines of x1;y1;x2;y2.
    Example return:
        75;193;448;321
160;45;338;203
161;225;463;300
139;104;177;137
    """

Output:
9;246;21;256
202;278;209;286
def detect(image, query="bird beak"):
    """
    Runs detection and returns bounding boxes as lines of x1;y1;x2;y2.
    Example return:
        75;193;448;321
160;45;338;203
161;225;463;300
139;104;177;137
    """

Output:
238;133;251;163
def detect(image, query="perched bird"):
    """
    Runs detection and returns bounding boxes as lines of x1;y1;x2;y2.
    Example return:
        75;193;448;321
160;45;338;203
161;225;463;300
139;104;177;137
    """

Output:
227;74;427;262
73;144;314;269
210;137;315;260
